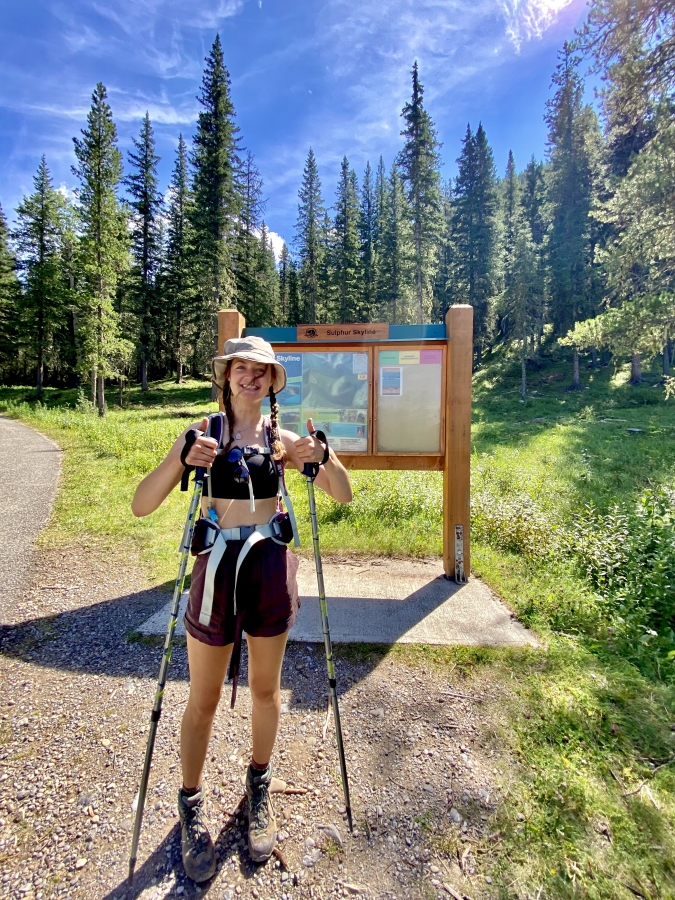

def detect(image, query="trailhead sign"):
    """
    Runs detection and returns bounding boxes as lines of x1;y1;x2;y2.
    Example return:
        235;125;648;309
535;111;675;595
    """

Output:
218;307;473;581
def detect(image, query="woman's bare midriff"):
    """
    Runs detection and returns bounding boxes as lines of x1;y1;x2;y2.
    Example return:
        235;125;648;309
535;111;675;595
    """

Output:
201;496;279;529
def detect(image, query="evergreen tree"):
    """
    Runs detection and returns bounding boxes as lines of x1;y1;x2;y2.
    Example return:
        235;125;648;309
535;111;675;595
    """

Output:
331;157;362;322
13;157;70;395
451;123;498;360
373;156;389;315
162;135;195;383
253;222;279;326
522;156;547;354
397;61;442;323
0;203;19;380
545;43;600;387
294;148;325;322
190;34;241;362
359;161;377;321
499;151;537;398
72;83;130;415
125;112;162;390
278;242;291;325
432;179;453;322
379;164;414;323
234;151;266;323
287;256;302;326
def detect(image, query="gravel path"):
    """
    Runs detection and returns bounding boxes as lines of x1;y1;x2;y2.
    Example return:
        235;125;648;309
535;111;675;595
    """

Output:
0;424;511;900
0;417;62;604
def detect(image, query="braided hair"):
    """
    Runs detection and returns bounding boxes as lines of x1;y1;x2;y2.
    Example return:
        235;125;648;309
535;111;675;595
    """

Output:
219;361;236;455
268;387;285;461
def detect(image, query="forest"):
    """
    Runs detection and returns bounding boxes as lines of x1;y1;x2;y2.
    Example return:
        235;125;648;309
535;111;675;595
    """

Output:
0;0;673;415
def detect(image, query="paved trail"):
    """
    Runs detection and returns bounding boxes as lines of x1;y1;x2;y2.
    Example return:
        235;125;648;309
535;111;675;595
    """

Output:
0;416;61;606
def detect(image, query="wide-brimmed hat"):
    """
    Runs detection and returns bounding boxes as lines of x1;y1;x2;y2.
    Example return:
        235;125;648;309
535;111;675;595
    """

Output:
212;336;287;393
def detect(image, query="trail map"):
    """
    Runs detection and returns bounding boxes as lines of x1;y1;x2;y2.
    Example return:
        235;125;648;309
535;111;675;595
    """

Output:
273;351;368;452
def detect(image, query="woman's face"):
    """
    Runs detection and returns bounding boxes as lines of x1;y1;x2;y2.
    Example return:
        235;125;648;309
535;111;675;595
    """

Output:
228;358;273;403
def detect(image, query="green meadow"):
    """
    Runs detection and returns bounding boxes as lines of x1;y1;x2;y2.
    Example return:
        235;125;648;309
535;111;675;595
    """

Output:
2;344;675;899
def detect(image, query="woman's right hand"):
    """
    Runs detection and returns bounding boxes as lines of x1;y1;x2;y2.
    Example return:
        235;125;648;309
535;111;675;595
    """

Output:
182;416;219;468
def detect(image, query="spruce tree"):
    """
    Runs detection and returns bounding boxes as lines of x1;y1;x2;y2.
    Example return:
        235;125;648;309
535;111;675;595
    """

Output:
294;148;325;322
13;157;70;395
72;83;129;415
522;156;547;354
451;123;498;360
397;61;442;323
0;203;19;381
287;256;302;326
380;164;414;323
253;222;279;326
278;242;291;325
373;156;389;315
163;135;195;383
332;157;362;322
432;179;453;321
234;151;265;323
125;112;162;390
545;43;599;387
359;161;377;322
190;34;241;359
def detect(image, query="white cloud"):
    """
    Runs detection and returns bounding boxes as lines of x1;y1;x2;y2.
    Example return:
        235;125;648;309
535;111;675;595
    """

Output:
499;0;576;50
267;230;286;261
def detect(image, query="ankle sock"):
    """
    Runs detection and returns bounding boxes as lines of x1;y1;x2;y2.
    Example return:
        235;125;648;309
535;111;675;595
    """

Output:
249;759;269;774
181;784;201;798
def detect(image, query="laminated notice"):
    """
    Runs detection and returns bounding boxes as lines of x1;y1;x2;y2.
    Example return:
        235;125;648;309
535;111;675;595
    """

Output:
380;366;402;396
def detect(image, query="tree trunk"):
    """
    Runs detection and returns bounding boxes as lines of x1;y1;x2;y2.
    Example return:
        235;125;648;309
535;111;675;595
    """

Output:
176;353;183;385
36;359;43;399
571;348;581;390
521;334;527;401
119;376;124;408
664;335;671;377
140;356;148;393
630;352;642;385
91;369;96;404
97;373;106;417
590;346;597;369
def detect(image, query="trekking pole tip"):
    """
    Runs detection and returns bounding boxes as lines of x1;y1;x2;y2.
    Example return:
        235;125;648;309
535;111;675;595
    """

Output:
346;807;353;833
127;859;136;885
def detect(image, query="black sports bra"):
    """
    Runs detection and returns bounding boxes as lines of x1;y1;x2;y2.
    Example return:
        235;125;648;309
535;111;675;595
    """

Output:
207;421;279;501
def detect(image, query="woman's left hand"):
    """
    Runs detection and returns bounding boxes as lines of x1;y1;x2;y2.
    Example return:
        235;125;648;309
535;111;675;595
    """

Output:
293;418;328;465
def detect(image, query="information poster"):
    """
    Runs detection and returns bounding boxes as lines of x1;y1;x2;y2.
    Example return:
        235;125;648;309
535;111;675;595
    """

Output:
377;348;443;453
270;351;369;452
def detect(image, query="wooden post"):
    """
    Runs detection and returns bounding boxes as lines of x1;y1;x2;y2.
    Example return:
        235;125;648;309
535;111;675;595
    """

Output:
216;310;246;410
217;309;246;355
443;305;473;581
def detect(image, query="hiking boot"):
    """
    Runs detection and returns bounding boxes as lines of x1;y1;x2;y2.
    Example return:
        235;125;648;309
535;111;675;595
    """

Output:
245;764;277;863
177;788;216;883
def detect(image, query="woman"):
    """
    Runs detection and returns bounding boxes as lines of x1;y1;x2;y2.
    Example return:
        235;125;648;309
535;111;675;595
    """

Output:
131;336;353;883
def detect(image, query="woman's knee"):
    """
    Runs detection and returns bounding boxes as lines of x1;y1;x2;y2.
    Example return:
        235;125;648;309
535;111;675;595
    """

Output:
185;686;222;724
249;679;280;709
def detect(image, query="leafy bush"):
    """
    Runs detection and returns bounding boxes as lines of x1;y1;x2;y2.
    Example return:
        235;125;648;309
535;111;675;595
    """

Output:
568;490;675;670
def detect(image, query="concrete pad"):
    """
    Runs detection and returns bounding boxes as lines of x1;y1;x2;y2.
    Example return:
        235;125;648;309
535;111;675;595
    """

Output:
137;556;537;647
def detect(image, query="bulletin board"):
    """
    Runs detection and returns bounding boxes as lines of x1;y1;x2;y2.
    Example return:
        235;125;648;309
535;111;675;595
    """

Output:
376;347;443;453
218;308;473;582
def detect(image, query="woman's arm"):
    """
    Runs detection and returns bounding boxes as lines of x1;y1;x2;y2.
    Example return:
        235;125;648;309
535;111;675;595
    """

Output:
131;417;218;517
282;418;353;504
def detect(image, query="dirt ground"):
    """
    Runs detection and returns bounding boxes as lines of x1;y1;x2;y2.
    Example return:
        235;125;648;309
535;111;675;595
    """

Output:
0;543;511;900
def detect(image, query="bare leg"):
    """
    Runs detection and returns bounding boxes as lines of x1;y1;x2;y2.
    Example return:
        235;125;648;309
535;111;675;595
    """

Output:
181;635;232;789
246;632;288;766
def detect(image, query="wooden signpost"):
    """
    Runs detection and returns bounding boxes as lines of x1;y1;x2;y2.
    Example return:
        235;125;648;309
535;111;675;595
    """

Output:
217;306;474;582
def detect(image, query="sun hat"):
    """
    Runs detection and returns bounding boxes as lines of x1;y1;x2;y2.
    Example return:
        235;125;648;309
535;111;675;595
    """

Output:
212;336;287;394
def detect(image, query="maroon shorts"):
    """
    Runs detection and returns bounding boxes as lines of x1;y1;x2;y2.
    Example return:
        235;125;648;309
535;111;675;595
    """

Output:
184;538;300;647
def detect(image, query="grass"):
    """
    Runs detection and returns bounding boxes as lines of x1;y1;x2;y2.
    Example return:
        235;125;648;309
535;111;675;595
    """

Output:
2;342;675;898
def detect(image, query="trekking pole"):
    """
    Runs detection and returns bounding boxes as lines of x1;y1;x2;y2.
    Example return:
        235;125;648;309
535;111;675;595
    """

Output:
303;433;353;832
128;469;204;884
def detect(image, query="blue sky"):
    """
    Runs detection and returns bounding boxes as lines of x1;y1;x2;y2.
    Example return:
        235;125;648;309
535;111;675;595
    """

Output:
0;0;590;254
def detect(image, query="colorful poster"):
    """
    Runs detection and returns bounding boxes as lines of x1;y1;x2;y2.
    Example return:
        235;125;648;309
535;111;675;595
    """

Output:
270;351;368;451
380;366;402;396
379;350;399;366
